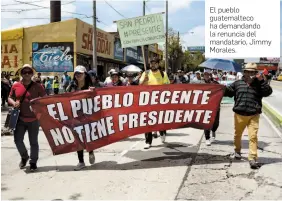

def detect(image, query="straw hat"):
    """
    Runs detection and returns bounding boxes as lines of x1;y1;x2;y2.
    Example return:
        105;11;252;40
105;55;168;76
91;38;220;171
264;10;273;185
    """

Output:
16;64;36;76
244;63;258;71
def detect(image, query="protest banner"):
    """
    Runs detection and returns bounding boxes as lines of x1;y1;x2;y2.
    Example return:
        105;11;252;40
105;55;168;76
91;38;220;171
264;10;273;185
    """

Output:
117;13;165;48
30;84;225;155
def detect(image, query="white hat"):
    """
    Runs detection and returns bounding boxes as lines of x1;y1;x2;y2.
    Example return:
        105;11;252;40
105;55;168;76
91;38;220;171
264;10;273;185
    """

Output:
74;65;87;73
108;69;115;75
195;71;201;74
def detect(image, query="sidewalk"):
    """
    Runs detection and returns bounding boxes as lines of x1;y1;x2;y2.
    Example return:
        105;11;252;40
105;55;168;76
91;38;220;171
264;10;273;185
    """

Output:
176;105;282;200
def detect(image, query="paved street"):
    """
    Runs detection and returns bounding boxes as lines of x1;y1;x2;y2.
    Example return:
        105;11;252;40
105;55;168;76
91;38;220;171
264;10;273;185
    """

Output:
264;81;282;115
1;105;282;200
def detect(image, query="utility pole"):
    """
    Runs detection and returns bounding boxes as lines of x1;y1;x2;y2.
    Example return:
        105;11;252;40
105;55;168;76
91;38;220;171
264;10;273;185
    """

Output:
143;0;148;69
92;0;98;73
178;31;180;45
165;0;168;73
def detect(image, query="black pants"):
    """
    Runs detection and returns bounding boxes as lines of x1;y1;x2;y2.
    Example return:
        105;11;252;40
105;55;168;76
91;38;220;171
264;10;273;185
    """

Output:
54;88;59;94
14;119;40;164
204;110;220;140
145;130;166;144
77;150;94;163
1;89;8;106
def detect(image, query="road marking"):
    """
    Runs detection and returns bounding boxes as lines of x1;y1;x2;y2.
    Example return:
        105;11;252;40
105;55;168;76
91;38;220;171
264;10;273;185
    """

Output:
262;100;282;118
262;113;282;139
120;140;142;157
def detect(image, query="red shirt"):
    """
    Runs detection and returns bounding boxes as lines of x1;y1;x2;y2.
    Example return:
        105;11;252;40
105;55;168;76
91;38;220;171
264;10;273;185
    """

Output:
9;81;46;122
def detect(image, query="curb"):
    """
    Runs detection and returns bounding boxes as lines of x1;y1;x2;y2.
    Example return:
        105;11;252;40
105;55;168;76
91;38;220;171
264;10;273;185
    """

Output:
262;101;282;131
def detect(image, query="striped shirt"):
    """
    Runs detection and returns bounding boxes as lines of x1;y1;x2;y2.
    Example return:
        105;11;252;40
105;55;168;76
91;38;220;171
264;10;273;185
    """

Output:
225;78;272;116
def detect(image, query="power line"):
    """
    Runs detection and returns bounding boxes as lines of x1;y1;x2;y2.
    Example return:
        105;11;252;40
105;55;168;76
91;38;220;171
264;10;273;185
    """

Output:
104;0;127;18
2;0;91;18
1;0;44;6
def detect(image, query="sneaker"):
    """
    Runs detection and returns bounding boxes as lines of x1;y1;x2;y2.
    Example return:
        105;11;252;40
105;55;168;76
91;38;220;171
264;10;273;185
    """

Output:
74;162;86;171
211;137;215;142
19;157;29;169
249;160;261;169
29;163;37;172
89;152;95;165
205;139;211;146
234;152;242;160
144;144;151;149
160;135;166;143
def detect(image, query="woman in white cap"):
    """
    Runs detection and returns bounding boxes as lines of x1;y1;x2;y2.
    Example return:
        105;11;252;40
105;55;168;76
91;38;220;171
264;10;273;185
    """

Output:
67;65;96;170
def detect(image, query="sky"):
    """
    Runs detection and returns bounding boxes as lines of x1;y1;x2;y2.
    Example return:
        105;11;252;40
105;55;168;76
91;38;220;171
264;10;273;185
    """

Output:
1;0;281;61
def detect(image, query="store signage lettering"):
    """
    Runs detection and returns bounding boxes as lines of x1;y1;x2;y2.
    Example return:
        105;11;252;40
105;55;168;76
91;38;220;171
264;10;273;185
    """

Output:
1;44;19;68
36;45;73;63
32;42;74;72
82;28;111;56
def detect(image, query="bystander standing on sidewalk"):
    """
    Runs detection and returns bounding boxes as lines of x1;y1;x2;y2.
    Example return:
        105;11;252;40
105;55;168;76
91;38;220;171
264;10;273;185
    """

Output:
8;64;46;171
53;76;60;95
61;71;71;92
225;63;273;169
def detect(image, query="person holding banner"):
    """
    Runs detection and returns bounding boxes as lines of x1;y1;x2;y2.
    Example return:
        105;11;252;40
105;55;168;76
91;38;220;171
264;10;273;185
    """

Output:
67;65;96;171
225;63;272;169
8;64;46;171
104;71;124;87
203;70;220;146
139;57;170;149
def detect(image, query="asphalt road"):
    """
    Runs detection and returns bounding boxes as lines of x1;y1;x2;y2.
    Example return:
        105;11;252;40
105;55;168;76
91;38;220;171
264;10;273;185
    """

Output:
1;110;203;200
264;81;282;115
2;105;282;200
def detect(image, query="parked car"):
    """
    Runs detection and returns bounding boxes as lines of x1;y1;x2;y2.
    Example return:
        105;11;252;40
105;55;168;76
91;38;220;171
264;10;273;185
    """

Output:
277;73;282;81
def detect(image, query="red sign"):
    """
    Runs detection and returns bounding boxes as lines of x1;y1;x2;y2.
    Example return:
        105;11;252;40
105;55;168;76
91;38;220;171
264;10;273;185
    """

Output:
30;84;224;155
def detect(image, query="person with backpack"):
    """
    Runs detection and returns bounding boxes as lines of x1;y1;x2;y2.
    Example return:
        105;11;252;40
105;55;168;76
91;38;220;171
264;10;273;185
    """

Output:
139;57;170;149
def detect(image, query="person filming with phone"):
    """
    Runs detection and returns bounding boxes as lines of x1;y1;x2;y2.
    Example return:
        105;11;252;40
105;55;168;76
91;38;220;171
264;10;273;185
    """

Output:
225;63;272;169
8;64;46;172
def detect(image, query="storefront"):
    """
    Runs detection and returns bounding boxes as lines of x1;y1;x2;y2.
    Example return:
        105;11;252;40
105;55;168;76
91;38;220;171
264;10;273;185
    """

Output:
1;28;24;78
1;19;163;79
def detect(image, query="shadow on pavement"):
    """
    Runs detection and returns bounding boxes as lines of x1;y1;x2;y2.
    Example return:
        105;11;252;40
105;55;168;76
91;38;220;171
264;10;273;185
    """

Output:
69;193;82;200
1;183;8;191
24;148;282;173
212;139;271;150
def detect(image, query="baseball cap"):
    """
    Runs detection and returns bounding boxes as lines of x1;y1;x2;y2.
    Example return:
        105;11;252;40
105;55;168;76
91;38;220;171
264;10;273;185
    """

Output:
74;65;87;73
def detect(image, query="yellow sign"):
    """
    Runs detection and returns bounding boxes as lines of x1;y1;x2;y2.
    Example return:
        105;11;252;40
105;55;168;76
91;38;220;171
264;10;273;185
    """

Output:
1;28;23;77
77;20;114;59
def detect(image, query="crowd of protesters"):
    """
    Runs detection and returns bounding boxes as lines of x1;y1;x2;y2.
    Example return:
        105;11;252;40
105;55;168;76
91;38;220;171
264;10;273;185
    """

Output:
3;57;273;171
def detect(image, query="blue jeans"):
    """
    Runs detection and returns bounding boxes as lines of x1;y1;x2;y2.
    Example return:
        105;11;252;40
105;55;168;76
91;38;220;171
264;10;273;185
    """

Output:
14;119;40;164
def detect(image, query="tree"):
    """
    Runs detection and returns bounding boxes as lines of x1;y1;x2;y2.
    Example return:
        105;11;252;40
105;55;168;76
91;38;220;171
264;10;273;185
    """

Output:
161;28;183;73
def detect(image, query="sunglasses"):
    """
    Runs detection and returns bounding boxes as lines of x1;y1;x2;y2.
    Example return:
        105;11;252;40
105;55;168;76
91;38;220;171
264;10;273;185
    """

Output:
22;71;33;75
75;72;84;76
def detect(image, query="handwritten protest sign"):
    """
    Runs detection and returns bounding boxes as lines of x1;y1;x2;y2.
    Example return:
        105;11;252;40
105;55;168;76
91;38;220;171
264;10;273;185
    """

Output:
117;13;165;48
30;84;224;155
